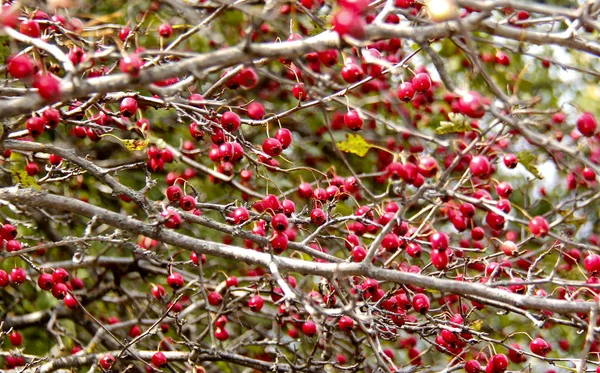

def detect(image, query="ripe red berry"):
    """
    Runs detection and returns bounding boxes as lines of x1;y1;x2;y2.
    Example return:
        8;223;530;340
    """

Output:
352;246;366;262
469;156;491;178
215;327;229;341
42;108;61;129
248;294;264;312
412;73;431;92
529;337;550;356
338;316;354;332
221;111;241;132
490;353;508;371
166;185;183;202
262;138;283;157
332;9;366;39
302;320;318;337
119;27;130;41
26;116;46;138
496;182;513;198
458;91;485;118
52;282;68;299
577;112;597;137
271;213;289;231
208;291;223;306
7;54;34;79
26;162;39;176
226;276;238;287
464;360;482;373
33;74;61;102
271;231;289;254
341;63;364;83
247;102;265;119
430;249;449;270
310;208;326;225
292;83;307;101
528;216;549;238
397;82;415;102
417;156;438;177
275;128;293;149
232;207;250;224
120;97;138;117
52;268;69;283
412;293;430;314
49;154;62;166
429;232;449;251
99;354;116;370
298;182;313;198
583;167;597;181
119;54;143;76
158;23;173;38
151;284;166;299
344;110;363;131
20;20;41;38
585;254;600;275
162;209;182;229
167;272;185;290
9;331;22;346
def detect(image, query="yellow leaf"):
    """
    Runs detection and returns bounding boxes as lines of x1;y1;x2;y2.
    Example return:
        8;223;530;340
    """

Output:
122;139;149;151
470;319;483;331
435;112;472;135
100;134;148;151
336;134;373;157
10;169;40;190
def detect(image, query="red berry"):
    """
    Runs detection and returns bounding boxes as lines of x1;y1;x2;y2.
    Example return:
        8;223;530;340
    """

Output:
464;360;482;373
221;111;241;132
262;138;283;157
207;291;223;306
302;320;318;337
162;209;182;229
33;74;61;102
344;110;363;131
275;128;293;149
226;276;238;287
585;254;600;275
166;185;183;202
577;112;597;137
151;284;166;299
458;91;485;118
338;316;354;332
120;97;138;117
215;327;229;340
530;337;550;356
7;54;34;79
42;108;61;129
429;232;449;251
341;63;364;83
26;116;46;138
271;231;289;253
158;23;173;38
9;331;22;346
469;156;490;178
119;27;130;41
412;73;431;92
119;54;143;76
248;294;264;311
20;20;41;38
26;162;39;176
412;293;430;314
167;272;185;290
352;246;367;262
528;216;549;238
332;9;366;39
99;354;116;370
292;83;307;101
271;213;289;231
52;268;69;283
310;208;326;225
247;102;265;119
152;351;168;367
397;82;415;102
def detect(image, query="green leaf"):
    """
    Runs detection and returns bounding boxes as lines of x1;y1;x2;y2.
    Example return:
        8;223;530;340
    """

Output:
516;150;543;179
9;153;41;189
10;169;41;190
0;35;10;66
435;113;473;134
336;133;373;157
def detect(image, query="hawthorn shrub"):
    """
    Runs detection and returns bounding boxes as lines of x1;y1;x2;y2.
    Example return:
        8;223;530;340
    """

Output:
1;0;600;373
